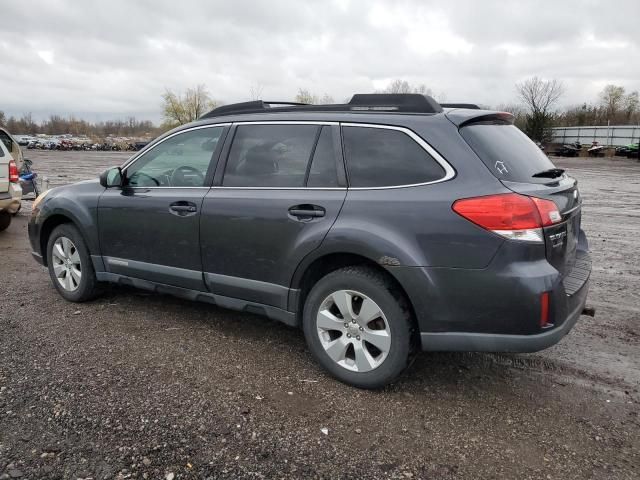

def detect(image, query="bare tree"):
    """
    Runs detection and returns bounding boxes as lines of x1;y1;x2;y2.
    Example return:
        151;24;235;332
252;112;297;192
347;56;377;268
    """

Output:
624;90;640;119
162;85;218;127
516;77;564;116
599;84;626;118
319;94;335;104
382;79;433;96
295;89;318;104
516;77;564;141
249;83;264;101
0;110;5;127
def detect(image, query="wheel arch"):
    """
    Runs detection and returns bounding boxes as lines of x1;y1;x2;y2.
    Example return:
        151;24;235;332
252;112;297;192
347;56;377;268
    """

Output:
39;213;89;266
289;251;418;331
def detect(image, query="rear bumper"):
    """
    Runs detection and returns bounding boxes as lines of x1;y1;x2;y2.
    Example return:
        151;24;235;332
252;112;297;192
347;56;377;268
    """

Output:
388;240;591;352
0;183;22;213
420;274;589;352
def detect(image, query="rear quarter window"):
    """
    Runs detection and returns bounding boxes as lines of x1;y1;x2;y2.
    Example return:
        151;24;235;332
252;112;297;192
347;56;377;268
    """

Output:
460;124;557;184
342;126;445;188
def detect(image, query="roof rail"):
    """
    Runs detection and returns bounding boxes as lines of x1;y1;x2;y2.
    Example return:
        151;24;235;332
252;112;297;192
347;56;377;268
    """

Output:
202;100;310;117
199;93;443;119
440;103;480;110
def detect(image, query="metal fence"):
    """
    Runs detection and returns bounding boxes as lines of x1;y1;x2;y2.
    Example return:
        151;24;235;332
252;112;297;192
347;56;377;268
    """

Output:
551;125;640;146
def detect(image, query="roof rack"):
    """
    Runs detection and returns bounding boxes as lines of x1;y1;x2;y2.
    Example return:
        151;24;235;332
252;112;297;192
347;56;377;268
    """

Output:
199;93;444;119
440;103;480;110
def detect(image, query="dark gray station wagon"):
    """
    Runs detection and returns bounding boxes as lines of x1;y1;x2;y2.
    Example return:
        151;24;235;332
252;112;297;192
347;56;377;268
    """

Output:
28;94;591;388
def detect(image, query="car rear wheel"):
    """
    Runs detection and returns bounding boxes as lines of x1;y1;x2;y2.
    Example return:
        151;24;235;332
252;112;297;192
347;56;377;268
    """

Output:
0;211;11;231
303;266;413;389
46;224;100;302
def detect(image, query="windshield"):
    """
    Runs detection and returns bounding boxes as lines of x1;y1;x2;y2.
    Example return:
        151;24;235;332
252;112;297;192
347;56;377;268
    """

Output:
460;123;558;184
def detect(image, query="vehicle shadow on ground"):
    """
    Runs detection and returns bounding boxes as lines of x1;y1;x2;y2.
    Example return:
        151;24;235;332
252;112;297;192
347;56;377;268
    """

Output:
99;284;552;393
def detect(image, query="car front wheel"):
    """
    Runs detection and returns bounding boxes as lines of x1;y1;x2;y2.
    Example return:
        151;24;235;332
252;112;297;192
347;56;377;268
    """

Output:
303;266;414;389
46;224;100;302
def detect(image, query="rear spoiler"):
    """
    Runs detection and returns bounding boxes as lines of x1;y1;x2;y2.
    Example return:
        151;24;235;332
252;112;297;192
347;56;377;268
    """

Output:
445;110;515;128
440;103;480;109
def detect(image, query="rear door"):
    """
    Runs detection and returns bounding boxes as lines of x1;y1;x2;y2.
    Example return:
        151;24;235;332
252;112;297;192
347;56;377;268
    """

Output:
460;122;582;277
200;122;346;309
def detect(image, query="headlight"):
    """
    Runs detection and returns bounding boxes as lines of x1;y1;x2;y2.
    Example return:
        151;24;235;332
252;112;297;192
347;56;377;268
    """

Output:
32;189;51;210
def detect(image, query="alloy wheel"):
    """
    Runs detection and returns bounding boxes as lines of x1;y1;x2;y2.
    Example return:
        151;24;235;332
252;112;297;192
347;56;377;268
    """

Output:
51;236;82;292
316;290;391;372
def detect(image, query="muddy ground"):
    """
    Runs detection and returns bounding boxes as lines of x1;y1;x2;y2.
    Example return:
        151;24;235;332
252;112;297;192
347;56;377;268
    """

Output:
0;151;638;479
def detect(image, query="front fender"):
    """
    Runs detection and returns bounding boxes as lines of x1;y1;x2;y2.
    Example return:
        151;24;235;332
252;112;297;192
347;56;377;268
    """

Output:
30;180;103;257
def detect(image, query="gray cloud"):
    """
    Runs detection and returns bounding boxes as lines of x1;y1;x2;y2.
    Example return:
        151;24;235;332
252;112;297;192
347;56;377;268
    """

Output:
1;0;638;122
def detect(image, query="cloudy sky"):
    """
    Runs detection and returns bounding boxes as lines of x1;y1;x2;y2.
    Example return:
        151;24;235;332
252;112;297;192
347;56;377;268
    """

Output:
1;0;638;123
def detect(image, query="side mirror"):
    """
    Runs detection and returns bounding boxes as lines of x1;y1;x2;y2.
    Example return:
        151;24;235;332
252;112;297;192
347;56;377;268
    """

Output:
100;167;123;188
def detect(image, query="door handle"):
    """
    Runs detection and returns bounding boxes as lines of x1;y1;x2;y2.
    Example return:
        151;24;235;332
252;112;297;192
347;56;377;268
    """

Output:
288;204;326;219
169;201;197;216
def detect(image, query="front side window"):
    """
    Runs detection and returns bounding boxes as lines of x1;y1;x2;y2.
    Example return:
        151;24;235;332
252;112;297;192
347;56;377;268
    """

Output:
223;124;319;187
342;126;446;188
126;127;224;187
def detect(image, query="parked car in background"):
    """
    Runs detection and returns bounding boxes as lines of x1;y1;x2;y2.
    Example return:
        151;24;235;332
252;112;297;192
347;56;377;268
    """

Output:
0;127;23;231
28;94;591;388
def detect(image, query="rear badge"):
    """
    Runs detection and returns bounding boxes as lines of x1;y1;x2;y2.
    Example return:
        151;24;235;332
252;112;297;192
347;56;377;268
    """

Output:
549;231;566;248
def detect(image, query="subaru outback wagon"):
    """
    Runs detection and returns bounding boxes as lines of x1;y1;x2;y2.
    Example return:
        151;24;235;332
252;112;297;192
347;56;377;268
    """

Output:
28;94;591;388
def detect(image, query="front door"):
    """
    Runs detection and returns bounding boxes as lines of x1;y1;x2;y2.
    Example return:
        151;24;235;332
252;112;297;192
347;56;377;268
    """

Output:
200;123;347;309
98;125;228;290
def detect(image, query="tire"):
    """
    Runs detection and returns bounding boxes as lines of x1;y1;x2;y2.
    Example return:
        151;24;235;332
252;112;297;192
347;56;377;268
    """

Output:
302;266;414;389
0;211;11;231
46;223;100;302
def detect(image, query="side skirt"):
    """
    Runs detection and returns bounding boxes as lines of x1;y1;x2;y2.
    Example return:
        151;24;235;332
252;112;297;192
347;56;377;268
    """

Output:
96;272;298;327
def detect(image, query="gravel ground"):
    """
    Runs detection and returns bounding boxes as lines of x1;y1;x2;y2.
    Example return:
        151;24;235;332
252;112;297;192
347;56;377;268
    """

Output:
0;151;639;479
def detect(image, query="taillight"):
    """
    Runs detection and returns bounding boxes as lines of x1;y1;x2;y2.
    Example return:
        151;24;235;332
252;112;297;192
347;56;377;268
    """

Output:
452;193;561;242
8;160;19;183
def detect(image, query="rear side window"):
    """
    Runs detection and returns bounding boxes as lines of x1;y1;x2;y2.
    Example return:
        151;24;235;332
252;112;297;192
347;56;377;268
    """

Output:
342;126;445;188
460;124;557;184
0;131;11;154
223;124;318;187
307;126;338;187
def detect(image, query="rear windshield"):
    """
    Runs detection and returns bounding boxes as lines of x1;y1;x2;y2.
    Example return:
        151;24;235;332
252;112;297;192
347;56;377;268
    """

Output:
460;124;557;184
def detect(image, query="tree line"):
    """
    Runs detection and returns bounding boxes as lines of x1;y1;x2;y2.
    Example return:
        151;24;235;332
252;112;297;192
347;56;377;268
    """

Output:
1;79;638;143
499;80;640;141
0;111;160;138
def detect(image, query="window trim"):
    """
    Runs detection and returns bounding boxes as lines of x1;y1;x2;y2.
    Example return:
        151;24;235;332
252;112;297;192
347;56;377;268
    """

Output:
120;124;231;188
340;123;456;190
119;121;456;191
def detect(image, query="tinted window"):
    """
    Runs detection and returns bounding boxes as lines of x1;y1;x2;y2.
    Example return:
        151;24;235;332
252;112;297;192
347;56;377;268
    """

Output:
342;126;445;188
460;124;557;184
126;127;224;187
307;127;338;187
223;124;318;187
